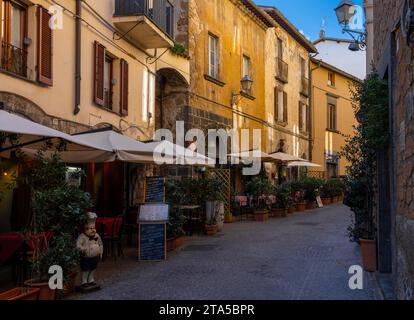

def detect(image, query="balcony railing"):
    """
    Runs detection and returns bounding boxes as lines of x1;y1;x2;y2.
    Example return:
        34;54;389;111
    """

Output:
114;0;174;38
275;58;288;83
1;42;27;77
300;76;309;97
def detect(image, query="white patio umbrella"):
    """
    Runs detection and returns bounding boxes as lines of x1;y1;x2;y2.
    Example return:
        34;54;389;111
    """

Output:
0;110;112;156
228;150;301;163
269;152;306;162
145;140;215;167
288;161;322;168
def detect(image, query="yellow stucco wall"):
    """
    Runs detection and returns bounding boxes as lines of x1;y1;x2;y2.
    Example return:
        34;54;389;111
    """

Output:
311;61;358;176
0;0;189;141
187;0;267;149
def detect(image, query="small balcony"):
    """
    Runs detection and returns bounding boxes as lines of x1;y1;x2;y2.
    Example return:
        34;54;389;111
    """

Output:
300;76;309;97
275;58;288;83
1;42;27;77
114;0;174;49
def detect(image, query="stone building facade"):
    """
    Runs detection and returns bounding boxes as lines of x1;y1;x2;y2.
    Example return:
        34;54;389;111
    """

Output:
0;0;189;227
373;0;414;300
260;6;316;169
159;0;273;153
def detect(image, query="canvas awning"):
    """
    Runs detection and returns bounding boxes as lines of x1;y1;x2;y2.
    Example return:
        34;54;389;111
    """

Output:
0;110;112;156
288;161;322;168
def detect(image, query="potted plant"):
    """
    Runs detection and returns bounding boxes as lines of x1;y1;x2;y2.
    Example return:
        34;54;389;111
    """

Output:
320;180;332;205
291;181;306;212
18;152;92;299
345;178;377;272
330;178;345;203
302;177;323;210
205;208;219;236
272;183;292;217
245;177;272;222
202;177;224;232
166;207;186;251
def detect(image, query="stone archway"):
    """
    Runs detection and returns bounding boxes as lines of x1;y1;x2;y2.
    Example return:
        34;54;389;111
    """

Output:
0;91;89;134
155;68;190;135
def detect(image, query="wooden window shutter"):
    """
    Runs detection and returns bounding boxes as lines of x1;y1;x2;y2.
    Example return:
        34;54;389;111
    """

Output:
274;87;278;121
306;104;310;133
299;102;303;131
37;7;53;86
94;41;105;106
120;59;129;116
283;91;288;123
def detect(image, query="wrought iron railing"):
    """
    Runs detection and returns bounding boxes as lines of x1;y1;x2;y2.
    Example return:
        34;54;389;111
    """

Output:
300;76;309;97
114;0;174;38
1;42;27;77
275;58;288;83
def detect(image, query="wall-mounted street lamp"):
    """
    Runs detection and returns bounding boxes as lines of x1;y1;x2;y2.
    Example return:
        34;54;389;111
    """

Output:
231;75;253;105
334;0;367;51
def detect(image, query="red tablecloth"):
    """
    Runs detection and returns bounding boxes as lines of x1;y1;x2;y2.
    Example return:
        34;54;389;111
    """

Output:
0;233;25;265
96;218;116;236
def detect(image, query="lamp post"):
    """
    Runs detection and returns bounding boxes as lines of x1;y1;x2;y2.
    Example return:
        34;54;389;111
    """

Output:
231;75;253;105
334;0;367;51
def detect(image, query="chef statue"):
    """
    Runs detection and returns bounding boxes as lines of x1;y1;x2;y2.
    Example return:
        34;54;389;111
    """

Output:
76;212;103;291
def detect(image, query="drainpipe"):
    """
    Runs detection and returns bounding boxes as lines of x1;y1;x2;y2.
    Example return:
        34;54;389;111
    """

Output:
74;0;82;115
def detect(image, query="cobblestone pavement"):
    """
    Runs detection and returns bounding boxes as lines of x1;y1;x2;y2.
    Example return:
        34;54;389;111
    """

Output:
72;204;381;300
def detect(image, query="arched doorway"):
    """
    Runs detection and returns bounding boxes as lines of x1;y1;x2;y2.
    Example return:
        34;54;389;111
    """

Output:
155;68;190;135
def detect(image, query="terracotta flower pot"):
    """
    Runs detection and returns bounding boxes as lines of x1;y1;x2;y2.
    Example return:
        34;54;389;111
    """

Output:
167;238;176;252
296;202;306;212
321;197;331;205
224;213;233;223
0;287;40;300
272;208;287;218
288;206;295;214
360;239;377;272
254;210;269;222
174;236;185;249
24;279;56;300
305;201;315;210
205;225;218;236
62;271;78;296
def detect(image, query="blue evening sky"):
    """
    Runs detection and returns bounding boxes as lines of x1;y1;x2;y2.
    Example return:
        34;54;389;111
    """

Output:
256;0;364;42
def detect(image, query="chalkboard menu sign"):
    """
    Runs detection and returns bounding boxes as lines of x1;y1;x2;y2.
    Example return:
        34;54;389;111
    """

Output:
144;176;165;203
139;223;166;261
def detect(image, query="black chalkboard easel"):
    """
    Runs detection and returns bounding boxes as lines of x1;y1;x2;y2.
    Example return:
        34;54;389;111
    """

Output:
144;176;165;203
138;222;166;261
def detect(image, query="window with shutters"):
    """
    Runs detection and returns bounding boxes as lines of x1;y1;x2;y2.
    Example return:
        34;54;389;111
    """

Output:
274;88;287;124
208;33;219;79
103;54;113;110
94;41;105;106
299;102;308;132
37;6;53;85
120;59;129;116
93;41;129;115
328;72;336;87
327;103;337;131
0;0;27;77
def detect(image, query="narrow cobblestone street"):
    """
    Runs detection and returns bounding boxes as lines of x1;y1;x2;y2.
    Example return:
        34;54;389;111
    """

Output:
73;205;380;300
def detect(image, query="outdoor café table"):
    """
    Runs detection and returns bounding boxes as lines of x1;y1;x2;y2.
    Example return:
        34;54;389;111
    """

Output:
175;205;202;236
